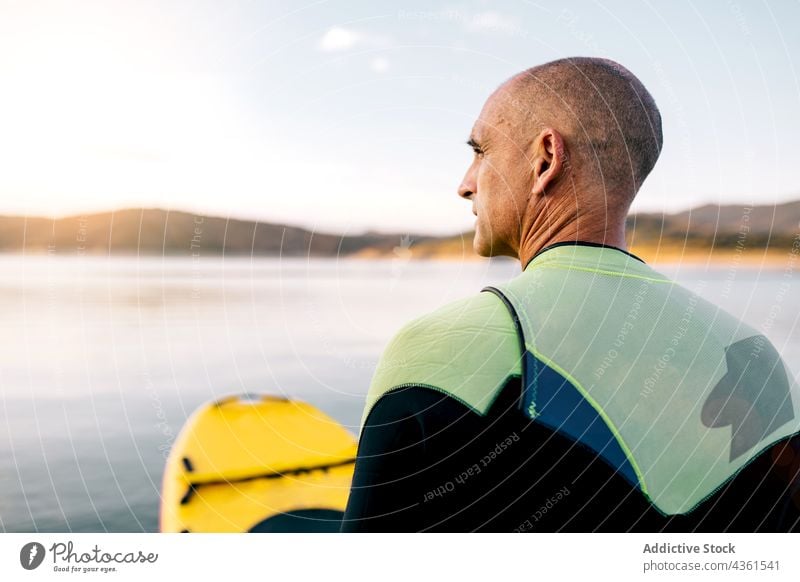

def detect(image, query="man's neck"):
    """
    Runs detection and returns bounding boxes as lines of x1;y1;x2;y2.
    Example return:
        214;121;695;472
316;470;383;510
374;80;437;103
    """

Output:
517;220;627;271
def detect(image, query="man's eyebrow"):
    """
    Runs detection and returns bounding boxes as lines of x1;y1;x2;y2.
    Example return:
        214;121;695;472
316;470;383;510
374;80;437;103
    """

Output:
466;137;482;150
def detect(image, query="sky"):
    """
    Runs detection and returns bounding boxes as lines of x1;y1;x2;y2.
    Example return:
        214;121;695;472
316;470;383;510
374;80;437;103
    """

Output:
1;0;799;235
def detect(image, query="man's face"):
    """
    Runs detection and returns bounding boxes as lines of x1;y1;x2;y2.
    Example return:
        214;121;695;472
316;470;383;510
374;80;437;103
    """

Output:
458;89;533;258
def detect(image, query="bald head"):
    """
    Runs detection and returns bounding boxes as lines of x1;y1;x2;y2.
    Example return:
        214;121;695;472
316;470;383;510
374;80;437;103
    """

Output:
501;57;662;202
458;57;662;267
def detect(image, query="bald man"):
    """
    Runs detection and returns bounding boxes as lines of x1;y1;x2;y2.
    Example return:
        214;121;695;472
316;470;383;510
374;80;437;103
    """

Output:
340;57;800;532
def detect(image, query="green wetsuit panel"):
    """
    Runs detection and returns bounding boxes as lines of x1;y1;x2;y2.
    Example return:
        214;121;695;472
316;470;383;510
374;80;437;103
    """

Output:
360;290;522;432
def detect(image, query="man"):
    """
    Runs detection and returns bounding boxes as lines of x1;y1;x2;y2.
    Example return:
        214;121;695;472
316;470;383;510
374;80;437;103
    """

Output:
340;57;800;532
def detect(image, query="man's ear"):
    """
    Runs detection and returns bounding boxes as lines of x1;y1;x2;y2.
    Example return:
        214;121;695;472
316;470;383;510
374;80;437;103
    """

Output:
531;128;566;196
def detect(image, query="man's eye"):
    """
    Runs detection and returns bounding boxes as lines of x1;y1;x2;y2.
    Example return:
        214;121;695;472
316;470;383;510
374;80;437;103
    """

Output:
466;138;484;158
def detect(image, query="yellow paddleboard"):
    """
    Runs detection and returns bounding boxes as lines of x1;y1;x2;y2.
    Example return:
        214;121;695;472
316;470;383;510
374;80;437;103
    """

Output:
160;394;357;532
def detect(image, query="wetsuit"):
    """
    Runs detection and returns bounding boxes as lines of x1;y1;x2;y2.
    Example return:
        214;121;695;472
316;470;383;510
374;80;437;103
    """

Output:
340;242;800;532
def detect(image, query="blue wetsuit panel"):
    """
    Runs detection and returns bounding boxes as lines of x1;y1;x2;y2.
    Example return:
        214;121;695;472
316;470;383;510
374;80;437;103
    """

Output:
523;350;639;488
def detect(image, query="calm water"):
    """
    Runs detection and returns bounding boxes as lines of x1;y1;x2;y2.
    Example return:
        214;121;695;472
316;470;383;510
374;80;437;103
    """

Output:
1;255;798;532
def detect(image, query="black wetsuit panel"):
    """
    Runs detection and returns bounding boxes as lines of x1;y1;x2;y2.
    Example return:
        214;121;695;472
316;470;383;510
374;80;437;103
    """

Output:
341;379;800;532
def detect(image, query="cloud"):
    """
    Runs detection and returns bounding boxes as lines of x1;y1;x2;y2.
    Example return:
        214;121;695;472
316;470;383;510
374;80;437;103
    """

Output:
318;26;361;52
370;56;389;73
317;26;393;53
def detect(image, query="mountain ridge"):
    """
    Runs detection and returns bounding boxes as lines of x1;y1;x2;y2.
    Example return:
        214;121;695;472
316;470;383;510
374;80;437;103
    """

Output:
1;201;798;259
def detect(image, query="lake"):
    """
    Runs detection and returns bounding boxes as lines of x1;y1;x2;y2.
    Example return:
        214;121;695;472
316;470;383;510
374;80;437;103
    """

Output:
1;254;798;532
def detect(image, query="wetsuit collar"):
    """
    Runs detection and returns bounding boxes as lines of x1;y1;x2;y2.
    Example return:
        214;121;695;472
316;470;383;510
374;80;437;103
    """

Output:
522;240;646;272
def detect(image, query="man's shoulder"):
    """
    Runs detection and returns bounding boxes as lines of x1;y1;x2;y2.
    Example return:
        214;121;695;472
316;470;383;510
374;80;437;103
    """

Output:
359;291;522;430
394;289;518;344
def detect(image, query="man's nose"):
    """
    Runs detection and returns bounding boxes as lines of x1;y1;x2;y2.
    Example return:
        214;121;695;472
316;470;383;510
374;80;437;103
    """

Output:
458;170;476;200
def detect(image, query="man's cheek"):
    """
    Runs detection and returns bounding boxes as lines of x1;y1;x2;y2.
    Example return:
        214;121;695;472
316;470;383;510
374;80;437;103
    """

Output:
478;161;498;188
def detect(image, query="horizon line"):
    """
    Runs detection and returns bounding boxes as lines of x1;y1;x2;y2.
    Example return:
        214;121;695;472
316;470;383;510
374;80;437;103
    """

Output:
1;196;798;239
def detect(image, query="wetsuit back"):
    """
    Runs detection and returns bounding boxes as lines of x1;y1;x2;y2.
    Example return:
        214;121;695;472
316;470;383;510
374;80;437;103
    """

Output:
341;242;800;532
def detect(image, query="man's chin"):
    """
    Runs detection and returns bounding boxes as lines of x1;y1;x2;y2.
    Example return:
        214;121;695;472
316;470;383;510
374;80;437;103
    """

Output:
473;235;515;260
472;236;495;258
473;245;492;258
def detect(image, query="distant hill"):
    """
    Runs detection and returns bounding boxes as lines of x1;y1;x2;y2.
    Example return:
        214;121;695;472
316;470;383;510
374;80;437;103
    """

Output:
0;201;797;260
0;209;438;257
627;200;800;248
351;200;800;260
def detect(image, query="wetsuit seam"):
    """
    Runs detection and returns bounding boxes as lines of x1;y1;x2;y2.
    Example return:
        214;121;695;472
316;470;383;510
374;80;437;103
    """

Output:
481;286;531;415
524;240;647;270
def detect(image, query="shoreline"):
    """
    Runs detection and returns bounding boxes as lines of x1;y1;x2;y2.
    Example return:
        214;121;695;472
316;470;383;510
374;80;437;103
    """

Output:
1;248;797;268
